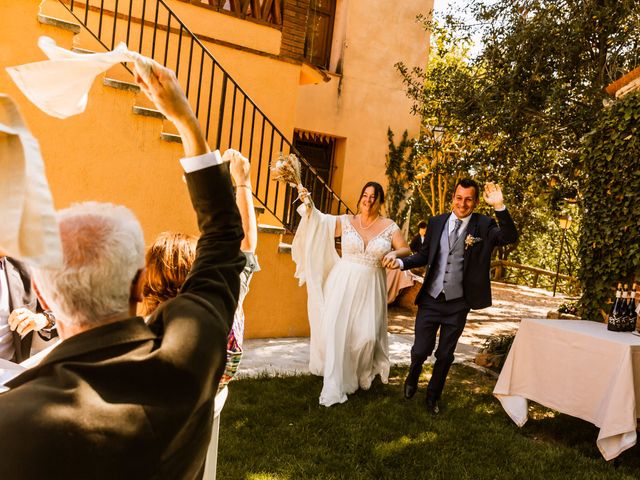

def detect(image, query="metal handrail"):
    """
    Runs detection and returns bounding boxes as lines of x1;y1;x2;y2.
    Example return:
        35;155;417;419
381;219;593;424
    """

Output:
58;0;352;230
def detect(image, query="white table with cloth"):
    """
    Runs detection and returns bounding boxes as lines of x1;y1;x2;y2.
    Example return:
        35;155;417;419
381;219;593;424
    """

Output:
494;318;640;461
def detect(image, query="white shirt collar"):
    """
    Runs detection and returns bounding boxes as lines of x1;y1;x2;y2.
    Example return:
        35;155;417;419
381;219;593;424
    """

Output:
448;212;472;233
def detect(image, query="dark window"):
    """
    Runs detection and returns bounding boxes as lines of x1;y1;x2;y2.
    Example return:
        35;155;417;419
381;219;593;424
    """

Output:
294;135;335;208
305;0;336;69
283;133;336;230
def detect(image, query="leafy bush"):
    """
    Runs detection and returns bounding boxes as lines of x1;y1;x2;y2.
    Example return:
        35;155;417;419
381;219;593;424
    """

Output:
480;334;515;357
578;91;640;321
478;333;516;370
557;301;579;316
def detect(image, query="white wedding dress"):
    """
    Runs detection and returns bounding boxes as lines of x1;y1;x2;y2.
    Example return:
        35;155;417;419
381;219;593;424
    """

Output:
318;215;398;407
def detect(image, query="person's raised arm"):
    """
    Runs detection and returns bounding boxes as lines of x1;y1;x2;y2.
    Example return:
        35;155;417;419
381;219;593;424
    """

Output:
225;149;257;253
135;59;244;339
297;185;342;238
483;182;518;245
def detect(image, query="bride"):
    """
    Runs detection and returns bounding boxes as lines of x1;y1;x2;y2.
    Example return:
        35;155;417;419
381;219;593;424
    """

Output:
293;182;411;406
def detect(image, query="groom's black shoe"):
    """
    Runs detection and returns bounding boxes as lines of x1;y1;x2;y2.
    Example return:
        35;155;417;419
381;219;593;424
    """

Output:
403;381;417;400
426;396;440;415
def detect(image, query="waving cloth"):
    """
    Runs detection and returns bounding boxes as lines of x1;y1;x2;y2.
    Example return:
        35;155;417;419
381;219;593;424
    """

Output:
6;36;152;119
291;203;338;375
0;95;62;269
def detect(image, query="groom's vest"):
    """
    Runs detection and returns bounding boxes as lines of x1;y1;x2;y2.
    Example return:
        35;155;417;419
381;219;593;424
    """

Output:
427;220;466;301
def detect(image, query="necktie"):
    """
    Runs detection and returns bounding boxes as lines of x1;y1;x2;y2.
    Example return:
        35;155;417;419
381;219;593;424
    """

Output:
449;218;462;248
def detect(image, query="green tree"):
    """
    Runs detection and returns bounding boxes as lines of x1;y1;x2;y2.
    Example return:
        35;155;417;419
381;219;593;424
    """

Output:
396;16;477;231
397;1;640;279
385;129;416;228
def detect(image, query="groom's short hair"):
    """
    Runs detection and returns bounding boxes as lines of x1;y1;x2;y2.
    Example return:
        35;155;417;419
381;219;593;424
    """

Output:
454;178;480;201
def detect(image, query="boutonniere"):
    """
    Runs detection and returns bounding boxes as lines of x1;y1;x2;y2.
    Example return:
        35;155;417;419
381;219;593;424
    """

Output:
464;234;483;250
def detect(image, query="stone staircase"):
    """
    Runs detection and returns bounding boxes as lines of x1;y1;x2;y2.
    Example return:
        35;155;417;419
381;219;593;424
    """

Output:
38;10;291;246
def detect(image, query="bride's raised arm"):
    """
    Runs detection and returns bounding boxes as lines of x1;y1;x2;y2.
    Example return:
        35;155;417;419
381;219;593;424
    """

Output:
297;185;342;238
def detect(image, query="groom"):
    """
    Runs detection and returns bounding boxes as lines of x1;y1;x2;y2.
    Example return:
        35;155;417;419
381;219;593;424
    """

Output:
384;179;518;413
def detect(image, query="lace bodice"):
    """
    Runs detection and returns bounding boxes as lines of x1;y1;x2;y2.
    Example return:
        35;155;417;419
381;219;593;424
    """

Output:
340;215;399;268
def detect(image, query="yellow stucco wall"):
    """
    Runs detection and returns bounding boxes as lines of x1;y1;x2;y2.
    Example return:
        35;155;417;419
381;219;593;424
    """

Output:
295;0;431;209
1;1;196;236
0;0;310;337
244;233;309;338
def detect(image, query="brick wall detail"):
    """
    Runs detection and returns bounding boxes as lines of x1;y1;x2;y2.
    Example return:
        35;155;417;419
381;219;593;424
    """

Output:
280;0;310;60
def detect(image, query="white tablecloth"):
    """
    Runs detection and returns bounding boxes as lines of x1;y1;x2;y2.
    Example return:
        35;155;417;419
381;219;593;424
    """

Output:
494;318;640;460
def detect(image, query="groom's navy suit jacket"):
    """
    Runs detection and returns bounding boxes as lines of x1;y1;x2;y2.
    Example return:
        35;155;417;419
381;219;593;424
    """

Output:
402;209;518;310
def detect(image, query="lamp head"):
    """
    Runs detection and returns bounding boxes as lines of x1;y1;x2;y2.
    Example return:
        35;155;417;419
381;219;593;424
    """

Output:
558;214;572;230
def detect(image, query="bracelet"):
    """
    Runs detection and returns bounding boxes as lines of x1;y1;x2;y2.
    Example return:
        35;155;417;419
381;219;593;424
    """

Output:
236;184;251;189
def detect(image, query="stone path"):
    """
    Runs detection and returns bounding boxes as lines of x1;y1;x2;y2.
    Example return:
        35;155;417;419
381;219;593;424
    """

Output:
238;282;570;378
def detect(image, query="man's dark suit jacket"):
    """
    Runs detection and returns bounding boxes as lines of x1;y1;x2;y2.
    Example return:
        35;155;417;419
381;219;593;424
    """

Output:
3;257;48;362
402;210;518;310
409;233;425;253
0;163;245;480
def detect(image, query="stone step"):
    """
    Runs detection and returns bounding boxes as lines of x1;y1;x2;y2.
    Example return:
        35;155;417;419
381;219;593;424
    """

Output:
278;242;292;254
37;14;81;34
160;132;182;143
258;224;285;235
133;106;165;120
104;77;140;93
281;231;295;244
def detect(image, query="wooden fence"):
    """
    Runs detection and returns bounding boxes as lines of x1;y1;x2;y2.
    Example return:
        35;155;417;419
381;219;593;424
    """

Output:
491;260;580;296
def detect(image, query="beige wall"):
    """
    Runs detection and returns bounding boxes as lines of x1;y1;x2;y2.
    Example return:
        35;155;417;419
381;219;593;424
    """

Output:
295;0;431;208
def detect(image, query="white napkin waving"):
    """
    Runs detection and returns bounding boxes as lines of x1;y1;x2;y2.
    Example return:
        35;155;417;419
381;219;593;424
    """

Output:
6;36;152;119
0;95;62;269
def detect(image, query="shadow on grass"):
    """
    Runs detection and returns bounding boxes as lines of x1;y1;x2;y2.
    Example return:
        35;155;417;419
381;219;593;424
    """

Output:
218;365;640;480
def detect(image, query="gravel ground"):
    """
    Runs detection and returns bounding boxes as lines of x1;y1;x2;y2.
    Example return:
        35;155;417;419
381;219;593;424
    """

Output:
389;281;572;350
239;282;572;378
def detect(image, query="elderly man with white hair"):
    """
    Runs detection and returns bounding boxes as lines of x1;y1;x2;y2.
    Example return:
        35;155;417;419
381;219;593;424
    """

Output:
0;60;245;479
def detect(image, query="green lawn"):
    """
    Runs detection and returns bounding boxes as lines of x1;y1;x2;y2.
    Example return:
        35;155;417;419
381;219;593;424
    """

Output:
218;365;640;479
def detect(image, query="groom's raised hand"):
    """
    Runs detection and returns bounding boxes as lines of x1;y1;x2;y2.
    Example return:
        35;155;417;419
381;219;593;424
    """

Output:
483;182;505;210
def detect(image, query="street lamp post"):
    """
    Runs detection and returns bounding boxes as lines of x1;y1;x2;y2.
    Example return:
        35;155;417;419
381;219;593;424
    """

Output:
432;125;445;144
552;214;572;297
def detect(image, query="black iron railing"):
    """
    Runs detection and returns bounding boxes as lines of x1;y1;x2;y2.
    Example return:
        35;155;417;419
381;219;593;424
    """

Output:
58;0;352;230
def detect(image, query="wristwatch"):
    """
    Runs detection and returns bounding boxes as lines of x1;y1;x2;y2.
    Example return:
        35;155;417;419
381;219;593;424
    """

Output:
37;310;57;341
